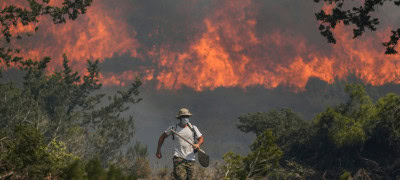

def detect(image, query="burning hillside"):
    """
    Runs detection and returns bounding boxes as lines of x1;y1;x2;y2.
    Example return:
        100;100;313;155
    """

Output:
1;0;399;91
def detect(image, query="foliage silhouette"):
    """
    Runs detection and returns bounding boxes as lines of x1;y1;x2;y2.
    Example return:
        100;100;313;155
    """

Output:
314;0;400;54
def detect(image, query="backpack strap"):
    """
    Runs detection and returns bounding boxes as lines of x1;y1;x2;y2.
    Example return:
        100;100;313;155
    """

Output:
172;124;178;140
188;122;199;153
187;123;198;143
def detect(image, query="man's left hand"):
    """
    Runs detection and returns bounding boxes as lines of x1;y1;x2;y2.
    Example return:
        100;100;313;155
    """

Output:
193;144;200;150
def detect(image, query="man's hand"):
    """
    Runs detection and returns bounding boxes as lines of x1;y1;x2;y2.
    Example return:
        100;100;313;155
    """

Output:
193;144;200;150
156;151;162;159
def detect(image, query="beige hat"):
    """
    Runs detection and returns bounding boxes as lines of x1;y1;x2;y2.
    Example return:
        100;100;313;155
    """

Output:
176;108;192;118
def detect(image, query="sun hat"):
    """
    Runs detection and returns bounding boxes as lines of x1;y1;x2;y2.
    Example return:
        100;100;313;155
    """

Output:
176;108;192;118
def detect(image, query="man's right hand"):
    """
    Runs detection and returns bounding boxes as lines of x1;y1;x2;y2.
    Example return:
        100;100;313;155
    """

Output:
156;151;162;159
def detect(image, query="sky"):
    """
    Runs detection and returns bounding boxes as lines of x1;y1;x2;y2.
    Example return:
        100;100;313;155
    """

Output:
2;0;400;168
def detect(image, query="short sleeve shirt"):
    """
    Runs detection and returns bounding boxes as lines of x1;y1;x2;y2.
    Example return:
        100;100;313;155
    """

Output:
164;124;202;161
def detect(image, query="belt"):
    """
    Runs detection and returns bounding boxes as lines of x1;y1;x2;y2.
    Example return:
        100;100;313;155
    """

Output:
173;156;195;162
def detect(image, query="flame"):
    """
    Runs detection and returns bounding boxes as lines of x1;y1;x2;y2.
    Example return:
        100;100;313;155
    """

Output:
101;69;154;87
1;0;399;91
151;1;400;91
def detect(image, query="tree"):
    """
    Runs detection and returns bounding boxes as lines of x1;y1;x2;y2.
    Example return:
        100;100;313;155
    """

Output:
116;142;152;179
0;56;144;178
0;124;79;178
244;130;283;179
0;124;52;179
221;151;245;179
232;84;400;178
1;54;143;162
237;108;311;153
373;92;400;150
314;84;376;148
314;0;400;54
221;130;283;179
306;84;400;178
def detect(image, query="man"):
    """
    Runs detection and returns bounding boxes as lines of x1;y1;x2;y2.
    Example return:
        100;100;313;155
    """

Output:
156;108;204;180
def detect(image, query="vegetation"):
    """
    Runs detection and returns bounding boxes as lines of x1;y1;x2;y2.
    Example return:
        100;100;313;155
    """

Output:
220;84;400;179
0;55;150;178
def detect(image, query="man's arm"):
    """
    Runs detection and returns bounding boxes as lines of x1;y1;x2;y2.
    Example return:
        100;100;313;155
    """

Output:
193;136;204;150
156;132;168;159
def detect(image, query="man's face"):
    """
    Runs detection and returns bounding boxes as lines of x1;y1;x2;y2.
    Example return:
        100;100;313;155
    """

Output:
179;115;190;125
